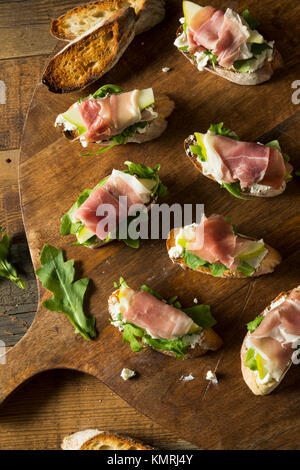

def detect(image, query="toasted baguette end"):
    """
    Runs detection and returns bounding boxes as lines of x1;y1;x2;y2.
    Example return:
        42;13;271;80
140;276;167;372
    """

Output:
62;429;152;450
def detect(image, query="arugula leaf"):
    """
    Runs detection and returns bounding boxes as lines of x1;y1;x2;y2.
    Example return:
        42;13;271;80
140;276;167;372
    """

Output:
251;42;272;56
124;161;168;198
140;284;163;301
244;347;258;371
122;323;145;352
190;144;206;162
35;244;96;341
143;335;187;359
113;277;129;289
247;316;264;333
179;45;189;52
92;84;124;99
182;305;216;329
241;9;260;30
0;227;25;289
184;250;208;271
237;261;255;277
233;57;257;73
266;140;290;162
221;182;251;200
203;49;218;68
208;122;239;140
210;263;228;277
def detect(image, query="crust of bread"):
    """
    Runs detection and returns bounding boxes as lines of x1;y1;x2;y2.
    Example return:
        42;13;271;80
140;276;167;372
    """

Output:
167;227;281;279
50;0;165;40
176;25;283;86
108;289;223;359
43;7;136;93
62;429;152;450
59;92;175;144
184;135;289;198
241;290;292;395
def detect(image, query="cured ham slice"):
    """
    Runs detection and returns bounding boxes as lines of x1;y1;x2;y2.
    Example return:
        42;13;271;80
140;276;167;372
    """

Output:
259;147;287;189
103;170;152;210
208;134;270;188
188;7;220;51
249;288;300;372
73;187;125;240
214;10;249;67
120;288;194;340
186;214;238;269
78;90;141;142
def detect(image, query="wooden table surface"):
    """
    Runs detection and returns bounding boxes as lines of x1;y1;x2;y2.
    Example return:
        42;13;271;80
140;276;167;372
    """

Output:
0;0;196;450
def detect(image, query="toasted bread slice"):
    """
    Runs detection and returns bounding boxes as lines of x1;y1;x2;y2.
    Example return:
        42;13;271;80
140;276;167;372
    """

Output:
60;92;174;146
241;290;292;395
51;0;165;40
62;429;152;450
108;289;223;359
184;134;289;198
167;227;281;279
176;25;283;86
43;7;136;93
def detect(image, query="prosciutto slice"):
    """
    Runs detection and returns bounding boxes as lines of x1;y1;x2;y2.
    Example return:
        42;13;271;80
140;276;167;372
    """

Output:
120;288;194;340
78;90;141;142
73;187;124;240
259;147;287;189
187;7;250;68
103;170;152;210
249;288;300;372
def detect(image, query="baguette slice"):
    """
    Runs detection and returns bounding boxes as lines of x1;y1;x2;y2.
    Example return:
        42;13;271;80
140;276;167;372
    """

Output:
60;93;174;146
176;25;283;86
51;0;165;40
62;429;152;450
108;289;223;359
167;227;281;279
43;7;136;93
184;134;290;198
241;290;292;395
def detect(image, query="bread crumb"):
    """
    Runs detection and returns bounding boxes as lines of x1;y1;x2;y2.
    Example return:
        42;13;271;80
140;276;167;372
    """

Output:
121;368;136;381
162;67;171;72
206;370;218;384
180;373;194;382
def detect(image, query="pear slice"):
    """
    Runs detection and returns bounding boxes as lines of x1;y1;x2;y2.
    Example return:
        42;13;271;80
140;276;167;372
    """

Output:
77;226;95;244
194;132;208;161
238;241;265;261
138;178;157;191
138;88;155;111
247;29;264;44
256;352;268;380
62;105;87;136
188;322;201;334
183;1;203;26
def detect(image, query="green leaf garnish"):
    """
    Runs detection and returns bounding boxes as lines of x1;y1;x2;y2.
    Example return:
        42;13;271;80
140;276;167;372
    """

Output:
208;122;239;140
92;84;124;99
0;227;25;289
182;305;216;329
244;347;258;371
210;263;228;277
190;144;206;162
237;261;255;277
124;161;168;198
113;277;129;289
250;42;272;56
241;9;260;30
123;323;145;352
266;140;290;162
221;182;252;200
140;284;163;301
184;250;208;270
233;57;257;73
247;316;264;333
35;244;96;340
203;49;218;68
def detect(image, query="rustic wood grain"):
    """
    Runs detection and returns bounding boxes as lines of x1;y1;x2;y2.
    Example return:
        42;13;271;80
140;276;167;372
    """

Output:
1;0;300;450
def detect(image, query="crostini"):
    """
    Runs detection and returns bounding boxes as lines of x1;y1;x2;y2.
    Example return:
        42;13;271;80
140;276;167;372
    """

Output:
60;161;168;248
174;1;283;85
241;287;300;395
62;429;152;450
108;278;223;358
55;84;174;154
51;0;166;40
167;214;281;279
185;123;293;199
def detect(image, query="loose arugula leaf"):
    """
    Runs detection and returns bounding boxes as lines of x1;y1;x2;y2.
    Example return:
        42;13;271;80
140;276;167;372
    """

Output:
182;305;216;329
237;261;255;277
92;84;124;99
266;140;290;162
251;42;272;56
208;122;239;140
0;227;25;289
241;9;260;30
35;244;96;341
122;323;145;352
244;347;258;371
184;250;208;271
233;57;257;73
221;182;252;200
247;316;264;333
210;263;228;277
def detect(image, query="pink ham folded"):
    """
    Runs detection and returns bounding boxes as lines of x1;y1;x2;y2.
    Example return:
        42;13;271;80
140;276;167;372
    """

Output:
78;90;141;142
73;187;124;240
187;7;249;67
186;214;255;271
120;288;194;340
249;289;300;372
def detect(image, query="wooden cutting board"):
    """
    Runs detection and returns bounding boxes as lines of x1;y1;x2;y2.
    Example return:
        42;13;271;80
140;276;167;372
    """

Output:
0;0;300;449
